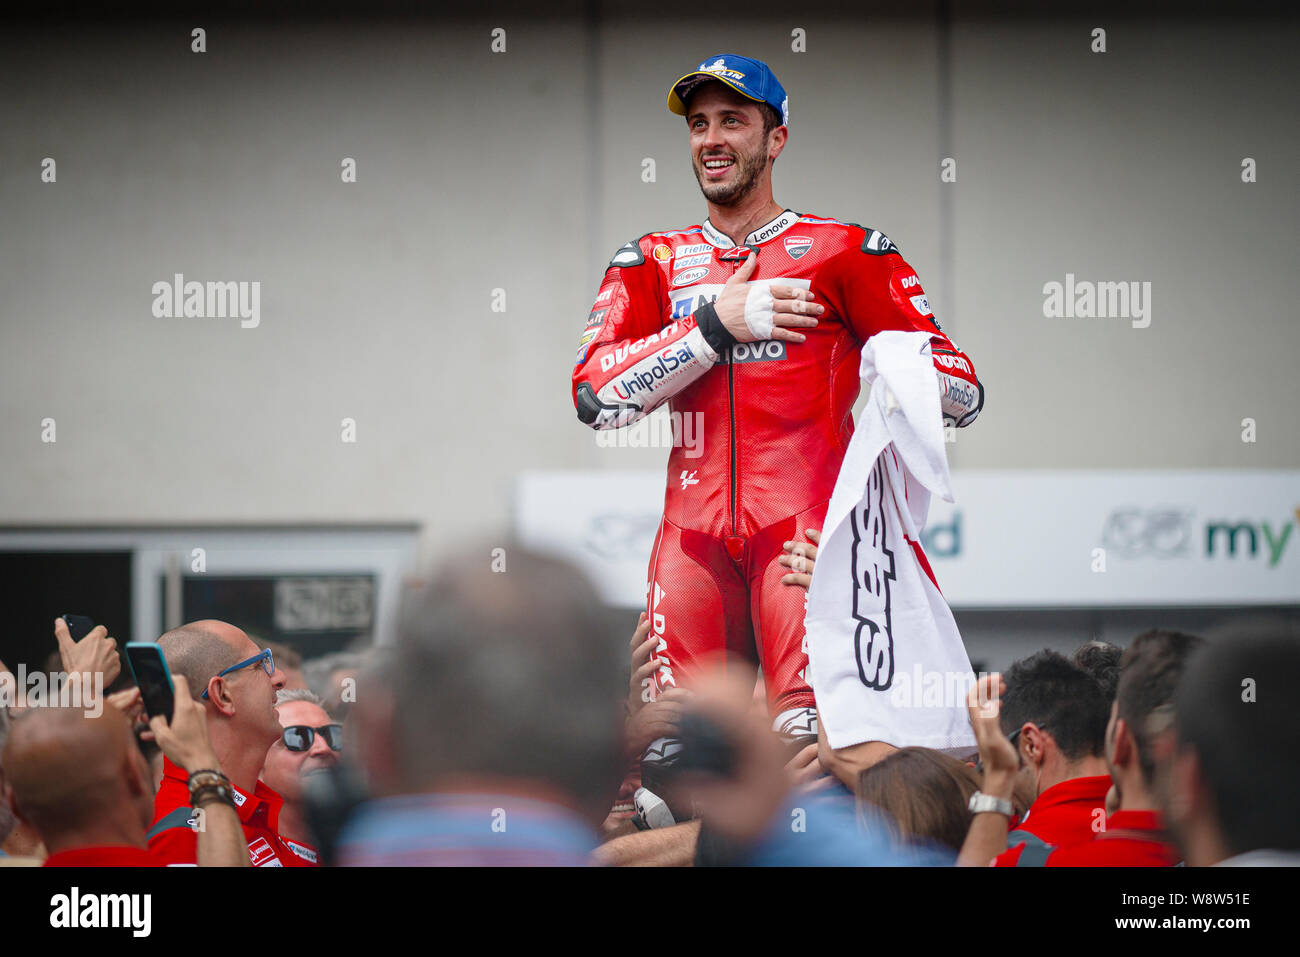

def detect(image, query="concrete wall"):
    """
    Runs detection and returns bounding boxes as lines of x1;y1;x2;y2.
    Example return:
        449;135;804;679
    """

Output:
2;6;1295;570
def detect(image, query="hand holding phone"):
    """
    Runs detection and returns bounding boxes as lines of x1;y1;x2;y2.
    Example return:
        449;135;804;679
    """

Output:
669;673;794;846
55;615;120;686
61;614;95;642
125;642;177;722
144;674;221;775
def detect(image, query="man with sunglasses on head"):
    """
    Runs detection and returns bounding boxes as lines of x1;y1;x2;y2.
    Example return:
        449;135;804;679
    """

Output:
146;620;316;866
259;688;341;863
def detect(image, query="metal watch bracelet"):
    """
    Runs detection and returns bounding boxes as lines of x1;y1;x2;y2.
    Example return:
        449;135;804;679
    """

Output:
967;791;1014;817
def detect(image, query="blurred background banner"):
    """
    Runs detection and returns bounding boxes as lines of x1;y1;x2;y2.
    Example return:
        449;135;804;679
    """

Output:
516;470;1300;609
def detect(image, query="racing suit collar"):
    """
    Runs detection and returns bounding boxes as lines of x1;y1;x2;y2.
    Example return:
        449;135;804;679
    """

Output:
701;208;799;249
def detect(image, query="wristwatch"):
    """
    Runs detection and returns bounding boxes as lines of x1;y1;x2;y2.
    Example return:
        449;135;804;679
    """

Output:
967;791;1014;817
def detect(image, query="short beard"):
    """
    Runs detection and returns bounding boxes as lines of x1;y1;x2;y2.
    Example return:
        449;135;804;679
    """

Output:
693;146;766;207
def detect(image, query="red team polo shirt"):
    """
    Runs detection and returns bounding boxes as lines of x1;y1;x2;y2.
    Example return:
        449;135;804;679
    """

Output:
44;846;162;867
994;774;1112;867
1044;810;1180;866
147;757;318;867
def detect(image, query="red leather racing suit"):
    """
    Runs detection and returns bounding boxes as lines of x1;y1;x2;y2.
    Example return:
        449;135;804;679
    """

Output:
572;209;983;735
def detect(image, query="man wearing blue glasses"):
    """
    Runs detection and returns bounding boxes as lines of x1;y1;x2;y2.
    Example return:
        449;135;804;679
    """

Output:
145;620;316;866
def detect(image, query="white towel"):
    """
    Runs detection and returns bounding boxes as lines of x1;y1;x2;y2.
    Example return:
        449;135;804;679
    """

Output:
805;330;977;754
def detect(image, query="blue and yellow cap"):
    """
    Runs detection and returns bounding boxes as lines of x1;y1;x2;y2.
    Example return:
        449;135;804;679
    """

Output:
667;54;789;125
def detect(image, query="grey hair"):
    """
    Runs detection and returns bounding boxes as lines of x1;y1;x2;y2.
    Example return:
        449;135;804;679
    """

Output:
276;687;326;709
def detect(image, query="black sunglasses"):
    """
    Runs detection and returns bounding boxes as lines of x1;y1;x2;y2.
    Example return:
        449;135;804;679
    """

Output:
281;724;343;752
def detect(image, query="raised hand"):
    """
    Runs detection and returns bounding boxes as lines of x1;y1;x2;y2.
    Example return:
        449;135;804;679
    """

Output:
53;617;120;687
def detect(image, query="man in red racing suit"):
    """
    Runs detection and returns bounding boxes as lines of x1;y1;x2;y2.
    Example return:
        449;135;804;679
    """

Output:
571;55;983;746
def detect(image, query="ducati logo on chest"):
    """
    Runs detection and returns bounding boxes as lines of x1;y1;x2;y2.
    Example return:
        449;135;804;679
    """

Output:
719;245;754;263
784;235;813;259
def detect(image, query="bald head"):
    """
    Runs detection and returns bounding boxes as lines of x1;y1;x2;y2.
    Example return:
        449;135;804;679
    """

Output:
157;620;252;701
157;621;286;776
3;707;150;839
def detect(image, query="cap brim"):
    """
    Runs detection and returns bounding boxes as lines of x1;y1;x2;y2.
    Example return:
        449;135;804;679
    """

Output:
667;71;765;116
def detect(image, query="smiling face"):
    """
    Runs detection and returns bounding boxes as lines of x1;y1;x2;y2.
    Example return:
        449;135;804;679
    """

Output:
685;82;785;207
260;699;339;802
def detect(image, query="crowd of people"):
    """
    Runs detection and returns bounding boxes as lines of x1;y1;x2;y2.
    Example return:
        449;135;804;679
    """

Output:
0;541;1296;868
